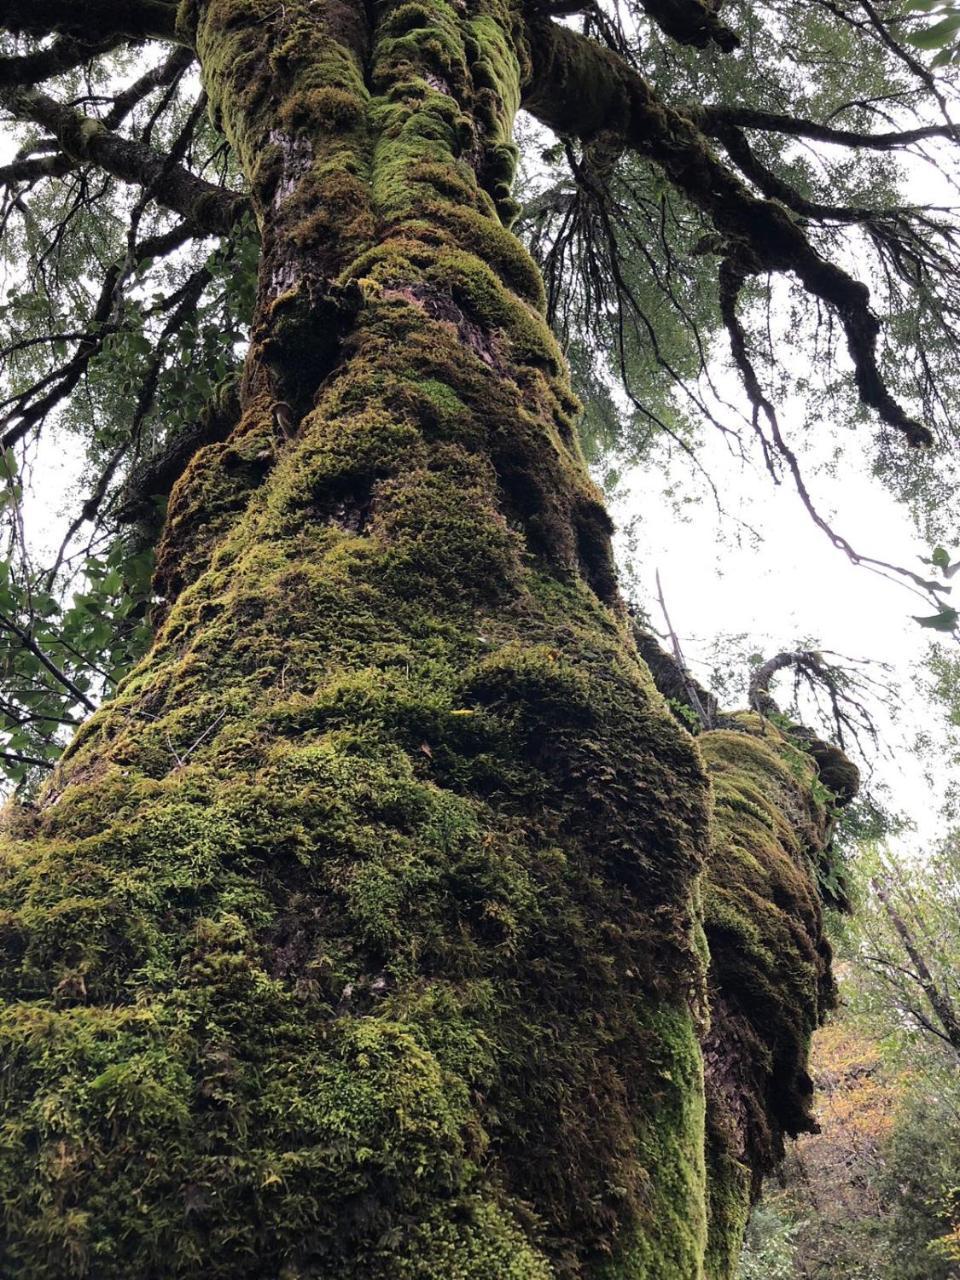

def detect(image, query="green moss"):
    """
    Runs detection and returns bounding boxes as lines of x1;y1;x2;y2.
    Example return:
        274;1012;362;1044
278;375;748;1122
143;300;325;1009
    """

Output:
0;2;745;1276
703;1115;751;1280
595;1006;708;1280
698;716;853;1278
153;392;278;604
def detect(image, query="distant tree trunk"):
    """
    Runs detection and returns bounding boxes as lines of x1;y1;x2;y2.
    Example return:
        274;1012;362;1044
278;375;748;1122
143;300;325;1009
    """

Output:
0;3;851;1277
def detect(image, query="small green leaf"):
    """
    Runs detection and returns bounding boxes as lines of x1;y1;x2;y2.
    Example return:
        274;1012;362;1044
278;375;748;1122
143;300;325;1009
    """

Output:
932;546;952;570
908;13;960;45
913;606;960;631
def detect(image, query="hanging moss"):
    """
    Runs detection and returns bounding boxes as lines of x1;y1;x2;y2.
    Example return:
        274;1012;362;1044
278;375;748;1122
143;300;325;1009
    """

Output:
698;713;854;1279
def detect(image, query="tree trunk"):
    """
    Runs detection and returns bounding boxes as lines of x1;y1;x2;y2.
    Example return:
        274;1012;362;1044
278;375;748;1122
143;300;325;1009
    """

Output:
0;3;849;1277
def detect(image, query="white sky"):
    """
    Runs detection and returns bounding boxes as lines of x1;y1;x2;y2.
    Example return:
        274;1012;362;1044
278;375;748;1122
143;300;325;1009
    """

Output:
614;417;949;853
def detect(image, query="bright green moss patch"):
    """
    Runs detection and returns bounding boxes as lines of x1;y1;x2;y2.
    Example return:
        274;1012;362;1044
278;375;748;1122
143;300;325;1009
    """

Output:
703;1114;751;1280
595;1005;708;1280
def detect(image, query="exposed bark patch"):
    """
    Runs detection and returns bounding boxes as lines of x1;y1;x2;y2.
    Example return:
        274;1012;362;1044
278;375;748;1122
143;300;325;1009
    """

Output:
328;495;374;533
268;128;314;211
385;283;505;371
703;996;770;1174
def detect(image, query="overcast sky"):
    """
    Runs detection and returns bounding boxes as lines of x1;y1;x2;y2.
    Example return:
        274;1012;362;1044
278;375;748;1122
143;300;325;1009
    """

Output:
615;411;951;853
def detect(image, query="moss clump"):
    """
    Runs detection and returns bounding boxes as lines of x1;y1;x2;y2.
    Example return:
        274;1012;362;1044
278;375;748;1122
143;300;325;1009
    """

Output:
698;714;855;1277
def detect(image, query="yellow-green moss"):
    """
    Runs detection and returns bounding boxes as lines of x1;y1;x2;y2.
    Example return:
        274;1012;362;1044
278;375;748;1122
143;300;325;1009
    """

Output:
703;1116;751;1280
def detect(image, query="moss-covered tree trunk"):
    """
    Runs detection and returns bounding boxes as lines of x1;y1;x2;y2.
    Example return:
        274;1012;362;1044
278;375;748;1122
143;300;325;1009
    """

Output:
0;3;849;1277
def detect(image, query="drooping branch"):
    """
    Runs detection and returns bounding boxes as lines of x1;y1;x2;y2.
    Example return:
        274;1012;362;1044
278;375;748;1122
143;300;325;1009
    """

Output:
45;266;214;582
0;88;247;235
522;16;932;448
1;0;180;44
749;651;825;719
717;260;950;598
695;106;960;151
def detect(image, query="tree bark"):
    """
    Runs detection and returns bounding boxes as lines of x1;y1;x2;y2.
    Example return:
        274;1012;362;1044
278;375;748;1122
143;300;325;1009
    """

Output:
0;3;852;1277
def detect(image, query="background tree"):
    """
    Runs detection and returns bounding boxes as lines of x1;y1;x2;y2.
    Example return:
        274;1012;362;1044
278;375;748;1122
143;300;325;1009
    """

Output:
736;1014;960;1280
844;838;960;1060
0;0;958;1277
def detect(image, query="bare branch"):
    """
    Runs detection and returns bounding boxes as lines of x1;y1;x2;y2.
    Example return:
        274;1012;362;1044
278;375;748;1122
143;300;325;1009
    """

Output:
696;107;960;152
637;0;739;52
104;46;195;130
872;876;960;1055
0;35;122;88
0;610;96;712
0;750;54;770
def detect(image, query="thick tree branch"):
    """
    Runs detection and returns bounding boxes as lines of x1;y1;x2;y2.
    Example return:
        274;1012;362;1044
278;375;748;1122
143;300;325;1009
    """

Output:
522;18;932;447
712;123;894;224
1;0;180;44
0;35;122;88
0;88;247;235
0;151;72;186
638;0;739;51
